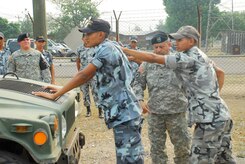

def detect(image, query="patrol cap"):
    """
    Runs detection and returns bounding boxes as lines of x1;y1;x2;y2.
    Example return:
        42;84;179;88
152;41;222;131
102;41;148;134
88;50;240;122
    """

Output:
151;32;169;45
17;33;30;42
0;32;5;38
36;36;46;42
79;19;110;34
169;25;200;42
130;35;138;43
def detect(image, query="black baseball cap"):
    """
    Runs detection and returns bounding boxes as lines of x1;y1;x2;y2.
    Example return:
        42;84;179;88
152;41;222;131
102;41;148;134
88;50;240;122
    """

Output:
36;36;46;42
151;32;169;45
79;19;110;34
17;33;30;42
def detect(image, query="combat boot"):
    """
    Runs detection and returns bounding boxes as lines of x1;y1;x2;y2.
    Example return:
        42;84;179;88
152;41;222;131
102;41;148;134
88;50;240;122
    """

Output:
86;106;91;117
98;108;104;118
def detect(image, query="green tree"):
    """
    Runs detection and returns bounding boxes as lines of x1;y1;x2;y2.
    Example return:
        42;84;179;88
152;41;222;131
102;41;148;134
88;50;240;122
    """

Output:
19;15;33;36
160;0;221;40
232;12;245;31
0;17;20;39
48;0;100;41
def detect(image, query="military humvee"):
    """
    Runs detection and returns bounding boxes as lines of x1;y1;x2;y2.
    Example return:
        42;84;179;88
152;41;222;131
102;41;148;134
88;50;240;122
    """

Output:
0;73;85;164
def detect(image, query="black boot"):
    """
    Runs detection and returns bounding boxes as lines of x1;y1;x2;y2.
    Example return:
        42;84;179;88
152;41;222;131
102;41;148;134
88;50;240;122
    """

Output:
98;108;104;118
86;106;91;117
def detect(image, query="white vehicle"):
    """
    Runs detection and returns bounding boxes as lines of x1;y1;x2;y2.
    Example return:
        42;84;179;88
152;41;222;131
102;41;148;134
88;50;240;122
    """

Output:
47;39;68;57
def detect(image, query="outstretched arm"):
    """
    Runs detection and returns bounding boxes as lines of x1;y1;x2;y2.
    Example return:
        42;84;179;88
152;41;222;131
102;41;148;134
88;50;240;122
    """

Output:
122;47;166;64
33;63;96;100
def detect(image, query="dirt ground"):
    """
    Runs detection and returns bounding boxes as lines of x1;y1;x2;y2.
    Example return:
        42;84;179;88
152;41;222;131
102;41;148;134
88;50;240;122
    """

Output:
76;96;245;164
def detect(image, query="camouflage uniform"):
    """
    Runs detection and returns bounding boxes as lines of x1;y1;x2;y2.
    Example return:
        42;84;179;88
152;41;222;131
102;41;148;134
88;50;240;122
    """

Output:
126;45;140;86
42;50;53;66
165;46;236;164
133;61;191;164
91;39;144;163
0;48;11;75
7;48;51;83
77;44;99;108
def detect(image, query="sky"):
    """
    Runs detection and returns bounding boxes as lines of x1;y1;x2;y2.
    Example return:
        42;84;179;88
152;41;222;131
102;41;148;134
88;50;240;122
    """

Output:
1;0;244;20
0;0;244;31
0;0;165;22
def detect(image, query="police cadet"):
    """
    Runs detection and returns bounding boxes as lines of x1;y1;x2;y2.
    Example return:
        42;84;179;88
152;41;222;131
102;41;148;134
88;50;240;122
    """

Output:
76;35;103;118
123;25;236;164
133;32;190;164
33;19;144;164
8;33;51;83
0;32;11;75
35;36;56;84
126;35;142;86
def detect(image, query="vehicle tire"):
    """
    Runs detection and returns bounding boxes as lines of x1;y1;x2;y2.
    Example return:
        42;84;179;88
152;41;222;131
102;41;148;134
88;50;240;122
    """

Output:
70;53;77;62
0;150;31;164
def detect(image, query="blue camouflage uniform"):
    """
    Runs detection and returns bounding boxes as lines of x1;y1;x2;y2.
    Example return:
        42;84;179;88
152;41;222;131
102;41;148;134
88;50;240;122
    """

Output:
0;48;11;75
77;44;99;108
42;50;53;66
91;39;144;163
165;46;236;164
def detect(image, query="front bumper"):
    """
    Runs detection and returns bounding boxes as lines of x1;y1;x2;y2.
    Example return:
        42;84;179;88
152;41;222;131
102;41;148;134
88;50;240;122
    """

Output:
58;127;85;164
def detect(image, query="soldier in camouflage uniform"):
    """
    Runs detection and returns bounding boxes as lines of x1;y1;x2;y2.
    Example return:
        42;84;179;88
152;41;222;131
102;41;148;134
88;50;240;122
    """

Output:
35;36;56;84
76;35;103;118
133;32;190;164
126;36;142;86
33;19;144;164
0;32;11;75
8;33;51;83
123;25;236;164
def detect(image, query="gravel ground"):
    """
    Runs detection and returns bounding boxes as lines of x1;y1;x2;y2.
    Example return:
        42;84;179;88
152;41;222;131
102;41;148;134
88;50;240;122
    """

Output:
76;97;245;164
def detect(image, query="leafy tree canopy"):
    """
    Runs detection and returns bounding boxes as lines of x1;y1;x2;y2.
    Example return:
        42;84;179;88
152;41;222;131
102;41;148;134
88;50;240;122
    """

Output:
0;17;20;39
48;0;100;41
160;0;221;40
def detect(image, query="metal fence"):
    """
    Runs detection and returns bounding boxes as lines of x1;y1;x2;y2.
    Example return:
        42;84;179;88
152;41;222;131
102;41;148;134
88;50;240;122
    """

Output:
56;4;245;98
54;54;245;98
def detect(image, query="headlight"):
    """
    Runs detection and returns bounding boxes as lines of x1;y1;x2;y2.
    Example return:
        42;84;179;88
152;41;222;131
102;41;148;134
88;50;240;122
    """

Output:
61;115;67;139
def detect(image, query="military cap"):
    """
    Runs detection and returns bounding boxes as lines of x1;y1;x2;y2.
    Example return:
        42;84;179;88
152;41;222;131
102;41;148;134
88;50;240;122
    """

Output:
0;32;5;38
17;33;30;42
169;25;200;42
36;36;46;42
130;35;138;43
79;19;110;34
151;32;169;45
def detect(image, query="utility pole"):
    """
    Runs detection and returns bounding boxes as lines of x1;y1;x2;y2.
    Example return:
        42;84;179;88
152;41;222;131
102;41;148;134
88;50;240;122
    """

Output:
32;0;47;47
